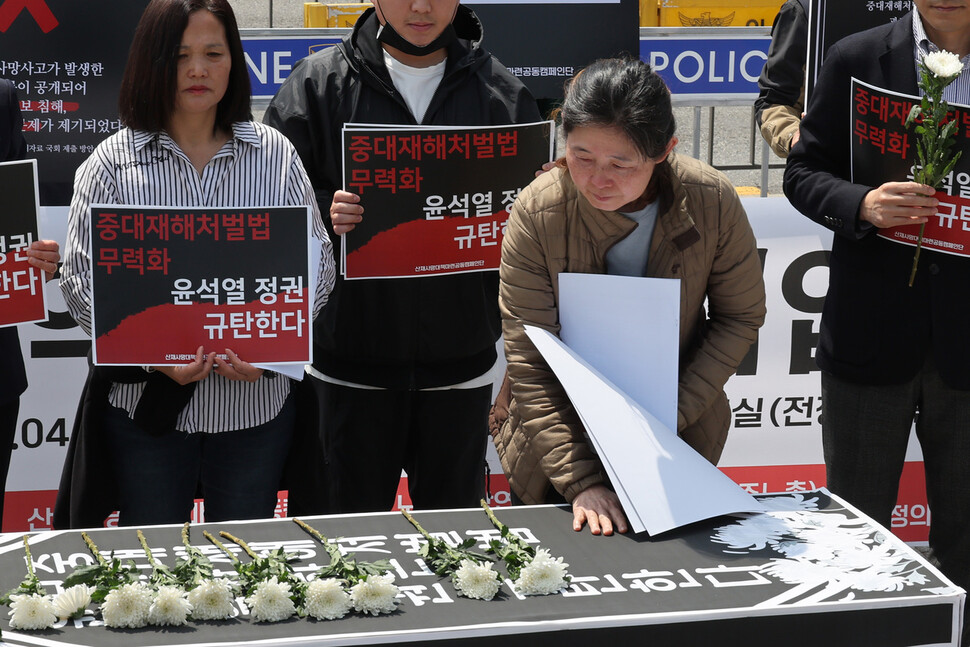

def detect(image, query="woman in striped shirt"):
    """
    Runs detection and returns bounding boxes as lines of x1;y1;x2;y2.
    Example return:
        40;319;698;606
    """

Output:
60;0;335;526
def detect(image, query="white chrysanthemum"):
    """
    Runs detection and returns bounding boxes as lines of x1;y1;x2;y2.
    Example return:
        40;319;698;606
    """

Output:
453;559;500;600
148;585;192;626
349;574;399;616
100;582;152;629
303;578;352;620
51;585;92;621
187;579;235;620
925;50;963;79
515;548;569;596
8;593;56;630
246;577;296;623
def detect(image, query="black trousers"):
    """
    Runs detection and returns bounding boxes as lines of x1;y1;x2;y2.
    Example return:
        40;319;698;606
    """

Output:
822;362;970;646
315;378;491;513
0;398;17;527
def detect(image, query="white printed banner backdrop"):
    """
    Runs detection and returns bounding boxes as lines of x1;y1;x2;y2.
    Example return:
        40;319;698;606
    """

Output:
5;198;932;542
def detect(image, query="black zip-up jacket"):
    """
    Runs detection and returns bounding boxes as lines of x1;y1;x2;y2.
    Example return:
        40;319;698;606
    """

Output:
264;7;540;389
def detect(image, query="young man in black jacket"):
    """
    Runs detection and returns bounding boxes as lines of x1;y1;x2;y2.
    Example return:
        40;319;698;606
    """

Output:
264;0;540;513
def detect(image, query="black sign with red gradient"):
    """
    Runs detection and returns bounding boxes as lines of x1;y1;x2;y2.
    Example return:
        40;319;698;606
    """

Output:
850;78;970;257
341;121;554;280
89;205;312;366
0;158;46;327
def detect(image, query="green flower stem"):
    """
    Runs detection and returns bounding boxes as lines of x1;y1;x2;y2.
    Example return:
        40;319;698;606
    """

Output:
293;518;331;546
203;530;241;565
136;530;161;571
481;500;534;555
81;531;107;566
219;531;258;560
21;536;36;581
181;523;192;552
908;221;927;287
401;508;434;542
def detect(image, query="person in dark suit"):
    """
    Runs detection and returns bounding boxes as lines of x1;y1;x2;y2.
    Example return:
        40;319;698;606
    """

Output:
784;3;970;643
0;78;60;527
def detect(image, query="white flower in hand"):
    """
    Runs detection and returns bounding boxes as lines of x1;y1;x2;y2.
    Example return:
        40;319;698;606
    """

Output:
453;559;501;600
246;576;296;623
51;585;92;621
8;593;56;630
101;582;152;628
349;574;399;616
187;579;235;620
515;548;569;596
304;578;352;620
924;50;963;79
148;585;192;626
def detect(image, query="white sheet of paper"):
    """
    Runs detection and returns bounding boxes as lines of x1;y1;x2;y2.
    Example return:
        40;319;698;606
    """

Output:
558;273;679;431
525;325;765;535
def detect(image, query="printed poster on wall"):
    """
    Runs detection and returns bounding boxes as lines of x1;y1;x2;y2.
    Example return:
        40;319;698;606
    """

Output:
850;78;970;256
89;205;312;365
806;0;911;103
341;121;554;280
0;0;150;205
0;159;47;327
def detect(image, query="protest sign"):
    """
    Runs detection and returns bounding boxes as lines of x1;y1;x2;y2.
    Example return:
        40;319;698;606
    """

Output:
0;159;46;327
89;204;312;365
850;79;970;256
341;121;554;279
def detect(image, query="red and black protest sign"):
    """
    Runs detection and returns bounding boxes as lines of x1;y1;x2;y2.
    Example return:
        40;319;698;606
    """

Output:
341;121;554;279
89;205;312;366
0;158;46;327
851;78;970;257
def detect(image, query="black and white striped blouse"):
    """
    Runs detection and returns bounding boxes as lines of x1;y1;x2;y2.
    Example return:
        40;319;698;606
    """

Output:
61;121;336;433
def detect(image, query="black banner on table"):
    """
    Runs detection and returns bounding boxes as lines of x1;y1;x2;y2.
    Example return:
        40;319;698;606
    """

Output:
467;0;639;103
89;205;312;366
0;492;961;646
806;0;911;103
0;158;46;328
0;0;150;205
341;121;554;280
850;78;970;257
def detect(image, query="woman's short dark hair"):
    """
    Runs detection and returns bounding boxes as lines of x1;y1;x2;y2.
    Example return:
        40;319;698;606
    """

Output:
560;57;676;162
118;0;251;132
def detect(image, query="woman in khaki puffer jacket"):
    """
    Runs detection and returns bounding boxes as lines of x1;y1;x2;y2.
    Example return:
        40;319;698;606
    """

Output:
492;58;766;536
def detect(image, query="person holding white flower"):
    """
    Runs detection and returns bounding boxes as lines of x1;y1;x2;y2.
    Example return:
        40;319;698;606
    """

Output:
784;3;970;644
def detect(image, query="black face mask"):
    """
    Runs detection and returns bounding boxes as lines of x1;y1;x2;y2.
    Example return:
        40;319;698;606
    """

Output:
374;1;458;57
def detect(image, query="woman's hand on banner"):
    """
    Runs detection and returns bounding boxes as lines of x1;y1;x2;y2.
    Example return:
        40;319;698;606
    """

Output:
156;346;216;385
571;483;629;536
330;190;363;235
859;181;938;229
213;348;263;382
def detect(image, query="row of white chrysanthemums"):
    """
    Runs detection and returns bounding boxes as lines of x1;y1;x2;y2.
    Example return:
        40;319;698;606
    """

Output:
2;502;569;631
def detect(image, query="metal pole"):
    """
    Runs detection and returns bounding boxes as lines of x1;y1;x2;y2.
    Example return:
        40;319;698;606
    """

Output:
269;0;274;28
760;139;771;198
692;106;701;160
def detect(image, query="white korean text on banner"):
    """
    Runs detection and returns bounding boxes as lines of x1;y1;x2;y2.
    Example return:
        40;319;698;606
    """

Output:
850;79;970;256
89;205;312;366
0;159;46;327
0;0;149;205
341;121;554;280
